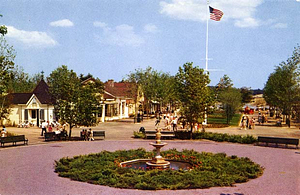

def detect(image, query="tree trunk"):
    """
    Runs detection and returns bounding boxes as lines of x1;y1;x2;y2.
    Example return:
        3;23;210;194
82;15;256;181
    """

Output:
69;126;72;139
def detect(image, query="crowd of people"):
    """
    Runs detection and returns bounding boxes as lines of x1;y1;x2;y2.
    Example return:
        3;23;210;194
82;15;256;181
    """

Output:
155;114;178;131
240;115;255;130
40;120;67;136
80;128;94;141
240;111;269;130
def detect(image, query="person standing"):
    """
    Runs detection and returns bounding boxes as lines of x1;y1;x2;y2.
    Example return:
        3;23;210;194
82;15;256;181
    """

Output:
41;120;48;136
1;125;7;137
172;116;178;131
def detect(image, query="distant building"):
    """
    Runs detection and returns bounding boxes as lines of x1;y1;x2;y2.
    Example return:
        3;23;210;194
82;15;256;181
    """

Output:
81;78;143;122
101;79;141;122
6;79;55;126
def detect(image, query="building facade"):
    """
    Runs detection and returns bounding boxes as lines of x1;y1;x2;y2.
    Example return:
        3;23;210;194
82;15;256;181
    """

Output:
6;79;55;126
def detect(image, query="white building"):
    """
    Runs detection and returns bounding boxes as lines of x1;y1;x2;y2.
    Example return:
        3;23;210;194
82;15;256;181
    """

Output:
6;79;55;126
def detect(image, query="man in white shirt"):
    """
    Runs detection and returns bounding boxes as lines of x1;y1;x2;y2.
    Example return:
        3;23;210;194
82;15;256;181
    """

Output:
41;120;48;136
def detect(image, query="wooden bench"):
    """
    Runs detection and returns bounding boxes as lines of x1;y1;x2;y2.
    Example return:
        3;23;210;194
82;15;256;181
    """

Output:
92;130;105;140
44;132;59;141
257;136;299;149
145;130;175;139
0;135;28;147
45;131;68;141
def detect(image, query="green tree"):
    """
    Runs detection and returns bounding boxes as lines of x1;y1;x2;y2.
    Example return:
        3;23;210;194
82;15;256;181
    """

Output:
240;87;253;104
0;36;15;120
216;75;233;91
0;14;7;36
214;75;234;101
126;67;176;116
219;87;242;124
175;62;212;132
47;65;103;137
76;78;103;127
264;46;300;122
216;75;242;124
8;66;42;93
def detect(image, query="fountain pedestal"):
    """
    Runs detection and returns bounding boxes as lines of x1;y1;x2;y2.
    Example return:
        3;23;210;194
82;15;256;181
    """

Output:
146;129;170;169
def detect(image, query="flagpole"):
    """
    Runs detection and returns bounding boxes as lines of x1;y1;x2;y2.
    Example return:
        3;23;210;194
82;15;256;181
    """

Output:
203;0;210;126
205;0;209;72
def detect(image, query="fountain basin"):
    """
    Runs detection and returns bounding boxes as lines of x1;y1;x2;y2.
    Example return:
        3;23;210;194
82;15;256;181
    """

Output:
120;159;192;170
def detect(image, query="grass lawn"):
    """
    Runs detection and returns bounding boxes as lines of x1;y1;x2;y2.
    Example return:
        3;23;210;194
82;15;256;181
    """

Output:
208;113;241;126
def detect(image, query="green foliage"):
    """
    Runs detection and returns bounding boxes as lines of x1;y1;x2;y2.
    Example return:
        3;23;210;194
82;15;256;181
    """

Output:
133;131;145;139
208;113;241;126
47;65;104;136
55;149;263;190
7;66;42;93
216;74;233;93
0;14;7;36
192;132;257;144
264;46;300;116
218;87;242;124
175;62;213;131
126;67;176;115
0;36;16;119
240;87;253;104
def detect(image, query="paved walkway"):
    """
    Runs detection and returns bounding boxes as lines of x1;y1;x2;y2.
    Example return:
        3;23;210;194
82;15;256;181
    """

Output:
1;118;300;195
5;117;300;145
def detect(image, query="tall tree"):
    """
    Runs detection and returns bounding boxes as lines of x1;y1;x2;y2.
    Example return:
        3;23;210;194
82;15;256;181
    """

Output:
47;65;103;137
264;46;300;122
8;66;42;93
216;75;242;124
175;62;212;132
0;36;15;120
219;87;242;124
240;87;253;104
126;67;176;116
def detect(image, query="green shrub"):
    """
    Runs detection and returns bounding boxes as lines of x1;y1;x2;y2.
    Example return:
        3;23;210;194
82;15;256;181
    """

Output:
55;148;264;190
133;131;145;139
192;132;257;144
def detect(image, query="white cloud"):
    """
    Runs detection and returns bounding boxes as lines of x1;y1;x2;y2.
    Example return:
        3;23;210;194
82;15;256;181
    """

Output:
50;19;74;27
144;24;159;33
160;0;264;28
235;17;260;28
6;26;57;48
160;0;206;22
94;22;145;47
93;21;108;28
272;23;288;29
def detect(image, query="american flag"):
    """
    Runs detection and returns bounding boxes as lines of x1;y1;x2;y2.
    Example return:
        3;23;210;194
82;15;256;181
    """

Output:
209;6;223;21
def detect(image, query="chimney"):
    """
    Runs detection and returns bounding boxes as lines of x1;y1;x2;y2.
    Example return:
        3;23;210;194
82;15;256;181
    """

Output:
107;79;114;87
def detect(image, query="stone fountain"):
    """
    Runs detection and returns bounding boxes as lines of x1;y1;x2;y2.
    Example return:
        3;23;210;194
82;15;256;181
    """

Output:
120;127;191;170
146;128;170;169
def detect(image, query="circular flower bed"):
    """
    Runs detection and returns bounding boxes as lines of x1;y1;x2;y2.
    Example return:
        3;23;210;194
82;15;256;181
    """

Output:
55;148;263;190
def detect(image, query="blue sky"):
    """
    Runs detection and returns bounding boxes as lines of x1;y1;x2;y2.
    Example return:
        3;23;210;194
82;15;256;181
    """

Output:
1;0;300;89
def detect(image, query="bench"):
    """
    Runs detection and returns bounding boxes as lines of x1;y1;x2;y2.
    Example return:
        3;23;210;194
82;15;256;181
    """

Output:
0;135;28;147
92;130;105;140
45;131;68;141
44;132;59;141
257;136;299;149
145;130;175;139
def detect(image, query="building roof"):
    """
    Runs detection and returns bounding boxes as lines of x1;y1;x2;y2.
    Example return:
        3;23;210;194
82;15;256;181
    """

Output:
104;80;133;98
9;79;54;105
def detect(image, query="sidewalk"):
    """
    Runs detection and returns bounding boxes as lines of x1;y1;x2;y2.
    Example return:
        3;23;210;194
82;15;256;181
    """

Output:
5;118;300;146
0;118;300;195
